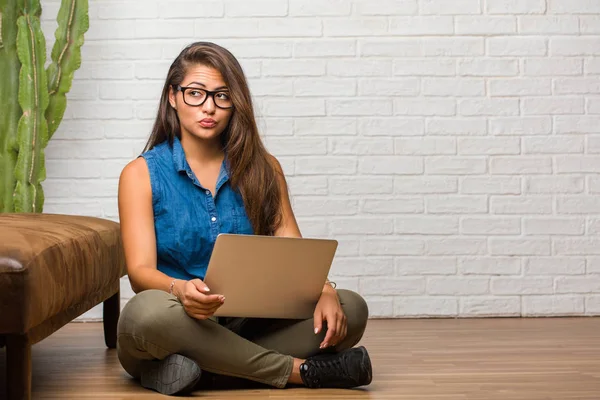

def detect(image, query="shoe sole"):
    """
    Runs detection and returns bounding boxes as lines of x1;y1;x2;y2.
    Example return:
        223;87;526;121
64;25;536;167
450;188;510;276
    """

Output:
357;346;373;386
141;354;202;396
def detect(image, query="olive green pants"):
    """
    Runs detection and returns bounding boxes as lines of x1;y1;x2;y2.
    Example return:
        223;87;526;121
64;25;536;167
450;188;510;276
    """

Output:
116;289;369;388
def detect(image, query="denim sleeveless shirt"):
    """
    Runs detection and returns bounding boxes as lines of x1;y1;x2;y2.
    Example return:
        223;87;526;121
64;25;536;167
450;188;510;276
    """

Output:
141;136;253;281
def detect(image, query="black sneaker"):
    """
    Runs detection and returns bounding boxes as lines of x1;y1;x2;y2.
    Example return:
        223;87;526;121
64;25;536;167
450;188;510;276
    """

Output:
299;346;373;389
141;354;202;396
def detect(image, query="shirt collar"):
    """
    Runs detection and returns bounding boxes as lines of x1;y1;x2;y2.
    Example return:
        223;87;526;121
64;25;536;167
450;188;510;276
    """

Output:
172;136;230;189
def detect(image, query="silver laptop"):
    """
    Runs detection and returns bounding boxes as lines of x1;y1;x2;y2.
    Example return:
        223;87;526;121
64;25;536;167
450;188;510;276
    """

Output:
203;234;338;319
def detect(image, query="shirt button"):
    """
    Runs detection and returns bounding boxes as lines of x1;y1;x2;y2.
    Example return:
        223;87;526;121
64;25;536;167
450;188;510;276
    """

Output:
205;190;210;195
211;216;217;222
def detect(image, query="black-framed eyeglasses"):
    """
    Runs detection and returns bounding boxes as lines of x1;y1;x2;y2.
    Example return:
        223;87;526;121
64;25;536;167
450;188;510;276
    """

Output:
172;84;234;109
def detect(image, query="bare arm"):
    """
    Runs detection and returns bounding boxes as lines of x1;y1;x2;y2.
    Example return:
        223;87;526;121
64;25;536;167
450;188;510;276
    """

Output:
118;157;177;294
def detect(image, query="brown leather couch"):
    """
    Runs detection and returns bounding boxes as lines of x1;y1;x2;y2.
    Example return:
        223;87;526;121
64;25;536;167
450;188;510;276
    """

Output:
0;213;126;400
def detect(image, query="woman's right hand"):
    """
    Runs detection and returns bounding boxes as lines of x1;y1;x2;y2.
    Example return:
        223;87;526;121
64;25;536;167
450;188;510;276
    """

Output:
173;278;225;320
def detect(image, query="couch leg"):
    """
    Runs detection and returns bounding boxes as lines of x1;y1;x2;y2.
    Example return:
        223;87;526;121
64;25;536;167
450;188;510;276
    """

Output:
6;334;31;400
103;290;120;349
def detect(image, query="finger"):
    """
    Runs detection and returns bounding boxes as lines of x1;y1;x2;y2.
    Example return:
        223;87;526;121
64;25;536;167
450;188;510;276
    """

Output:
190;278;211;293
335;313;344;341
197;293;225;305
341;316;348;341
321;315;337;348
313;311;323;335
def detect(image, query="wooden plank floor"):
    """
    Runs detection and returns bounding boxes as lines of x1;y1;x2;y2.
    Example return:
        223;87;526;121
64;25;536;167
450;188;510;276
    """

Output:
1;318;600;399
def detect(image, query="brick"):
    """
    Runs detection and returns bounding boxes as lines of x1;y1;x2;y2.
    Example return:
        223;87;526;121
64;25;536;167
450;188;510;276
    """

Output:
356;0;417;15
523;296;584;316
361;40;421;57
554;239;600;255
425;157;487;175
459;257;521;275
489;78;552;96
394;298;458;317
99;81;163;100
555;78;600;94
523;137;584;154
548;0;600;14
330;178;394;194
588;257;600;273
588;219;600;235
458;137;520;155
362;277;425;295
458;59;519;76
492;277;553;295
525;218;585;235
52;120;105;140
335;239;360;257
551;38;600;56
295;118;356;136
364;297;393;318
428;277;489;295
102;121;153;139
358;78;419;96
136;20;194;39
590;177;600;193
362;238;425;256
225;0;287;17
486;0;546;14
420;0;481;14
47;140;142;160
263;60;326;77
461;177;521;194
395;216;458;235
330;100;393;116
331;218;394;235
328;60;392;77
422;78;485;96
427;118;488;135
82;43;161;61
556;276;600;293
70;102;134;120
360;118;424;136
455;16;516;35
160;1;223;18
586;296;600;315
422;38;484;56
98;2;158;19
286;177;328;196
491;117;552;135
524;58;583;76
259;19;322;37
44;179;119;199
589;98;600;114
362;198;424;213
525;176;584;194
396;257;457;275
554;116;600;133
459;98;519;116
294;40;356;57
518;16;579;34
395;138;456;155
489;238;551;256
557;196;600;214
394;177;458;194
330;257;394;277
358;156;423;174
88;62;134;80
295;219;328;237
323;18;388;37
294;78;356;96
394;99;456;116
295;157;356;175
330;138;394;155
556;156;600;173
394;59;455;76
261;99;325;117
249;79;294;97
524;257;585;275
134;61;172;79
389;17;454;35
491;196;553;214
461;217;521;235
426;196;488;214
289;0;352;16
490;156;552;174
87;20;135;40
488;37;547;56
581;17;600;34
460;297;521;317
265;138;326;156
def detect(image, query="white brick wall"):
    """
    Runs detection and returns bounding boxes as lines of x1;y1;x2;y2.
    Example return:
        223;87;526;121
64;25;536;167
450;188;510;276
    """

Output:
39;0;600;319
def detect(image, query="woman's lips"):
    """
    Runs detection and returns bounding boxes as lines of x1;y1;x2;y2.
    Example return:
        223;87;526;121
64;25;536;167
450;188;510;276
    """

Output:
199;119;217;128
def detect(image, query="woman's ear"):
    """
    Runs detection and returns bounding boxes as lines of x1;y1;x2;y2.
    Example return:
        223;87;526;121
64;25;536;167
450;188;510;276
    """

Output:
168;87;177;110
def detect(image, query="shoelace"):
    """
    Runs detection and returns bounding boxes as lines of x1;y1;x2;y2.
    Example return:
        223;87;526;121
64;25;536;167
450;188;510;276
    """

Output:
306;355;352;382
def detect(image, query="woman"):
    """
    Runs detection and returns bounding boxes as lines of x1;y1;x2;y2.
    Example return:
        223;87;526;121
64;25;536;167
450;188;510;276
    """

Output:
117;42;372;396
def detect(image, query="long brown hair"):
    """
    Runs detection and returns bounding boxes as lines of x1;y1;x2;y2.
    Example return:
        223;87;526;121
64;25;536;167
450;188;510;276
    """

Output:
145;42;282;236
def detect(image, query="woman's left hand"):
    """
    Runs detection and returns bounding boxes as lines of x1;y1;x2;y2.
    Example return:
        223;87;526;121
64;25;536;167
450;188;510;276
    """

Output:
313;286;347;349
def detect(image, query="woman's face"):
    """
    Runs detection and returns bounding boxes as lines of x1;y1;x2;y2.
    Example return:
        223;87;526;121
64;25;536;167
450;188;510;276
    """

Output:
169;64;233;143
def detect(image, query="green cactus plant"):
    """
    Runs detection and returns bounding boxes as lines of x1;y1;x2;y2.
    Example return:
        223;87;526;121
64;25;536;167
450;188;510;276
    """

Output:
0;0;89;213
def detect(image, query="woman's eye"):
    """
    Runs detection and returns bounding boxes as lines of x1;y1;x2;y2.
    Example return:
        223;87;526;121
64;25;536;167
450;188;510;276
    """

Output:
189;90;204;97
216;92;230;100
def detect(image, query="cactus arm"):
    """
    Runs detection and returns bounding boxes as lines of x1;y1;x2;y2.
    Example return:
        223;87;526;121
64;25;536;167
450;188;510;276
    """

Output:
14;11;48;212
46;0;89;139
0;0;22;212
